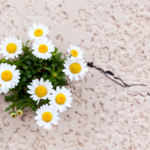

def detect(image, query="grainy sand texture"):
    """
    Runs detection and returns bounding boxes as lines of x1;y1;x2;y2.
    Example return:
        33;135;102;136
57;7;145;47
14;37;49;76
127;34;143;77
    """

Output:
1;0;150;150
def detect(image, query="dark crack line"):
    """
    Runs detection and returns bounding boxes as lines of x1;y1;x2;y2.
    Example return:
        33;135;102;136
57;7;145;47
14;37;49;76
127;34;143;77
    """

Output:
87;62;148;88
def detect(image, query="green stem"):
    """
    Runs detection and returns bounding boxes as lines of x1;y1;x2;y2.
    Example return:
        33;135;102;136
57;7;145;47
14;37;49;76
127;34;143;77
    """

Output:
22;107;25;110
13;106;14;112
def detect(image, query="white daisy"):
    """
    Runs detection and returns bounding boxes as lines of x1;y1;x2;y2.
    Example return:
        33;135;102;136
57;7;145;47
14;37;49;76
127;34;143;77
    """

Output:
68;45;83;60
63;58;88;81
35;104;60;130
27;78;53;104
49;86;72;113
0;84;9;94
0;37;22;60
32;36;55;59
0;63;20;92
0;84;3;94
28;23;49;40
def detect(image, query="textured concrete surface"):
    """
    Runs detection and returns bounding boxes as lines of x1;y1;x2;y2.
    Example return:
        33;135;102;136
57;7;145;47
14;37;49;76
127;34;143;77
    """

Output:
1;0;150;150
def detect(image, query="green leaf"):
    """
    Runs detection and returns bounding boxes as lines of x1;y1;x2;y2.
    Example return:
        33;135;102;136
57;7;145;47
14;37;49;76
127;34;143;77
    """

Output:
59;52;63;56
5;103;14;111
27;74;32;78
22;76;27;82
20;70;24;75
36;68;41;72
23;65;28;69
16;101;26;109
51;64;55;68
26;60;31;65
44;67;51;71
25;40;30;47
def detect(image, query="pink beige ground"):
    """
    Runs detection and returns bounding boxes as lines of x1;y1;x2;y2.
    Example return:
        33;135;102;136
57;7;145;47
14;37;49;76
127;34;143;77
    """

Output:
0;0;150;150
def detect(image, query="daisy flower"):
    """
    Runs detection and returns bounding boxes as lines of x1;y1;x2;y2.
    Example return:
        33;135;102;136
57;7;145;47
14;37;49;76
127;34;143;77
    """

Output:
0;63;20;92
68;45;83;60
0;37;22;60
63;58;88;81
28;23;49;40
35;104;60;130
27;78;53;104
49;86;72;113
0;84;3;94
32;36;55;59
0;84;9;94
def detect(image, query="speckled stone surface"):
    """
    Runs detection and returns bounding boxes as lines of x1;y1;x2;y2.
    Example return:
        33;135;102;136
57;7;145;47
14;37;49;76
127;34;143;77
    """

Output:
1;0;150;150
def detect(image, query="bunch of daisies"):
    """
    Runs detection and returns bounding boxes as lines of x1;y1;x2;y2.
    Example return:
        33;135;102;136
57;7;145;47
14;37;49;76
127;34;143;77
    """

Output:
0;23;88;130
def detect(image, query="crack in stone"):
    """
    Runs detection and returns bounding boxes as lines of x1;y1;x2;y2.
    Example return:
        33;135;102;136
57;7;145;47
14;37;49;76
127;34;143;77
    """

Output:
87;62;148;88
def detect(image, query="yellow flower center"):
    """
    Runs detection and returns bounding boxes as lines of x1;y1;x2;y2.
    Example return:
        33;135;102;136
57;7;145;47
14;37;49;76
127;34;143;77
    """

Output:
55;94;66;105
0;84;1;87
71;50;78;57
53;73;57;77
34;29;43;37
12;114;16;118
38;44;48;53
69;63;81;74
1;70;13;81
18;112;21;115
35;86;47;97
42;111;52;122
6;43;17;53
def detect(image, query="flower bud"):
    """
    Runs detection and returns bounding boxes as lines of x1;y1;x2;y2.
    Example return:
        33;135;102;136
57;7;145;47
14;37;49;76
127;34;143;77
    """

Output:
10;112;17;118
1;58;6;63
16;109;24;116
53;73;57;77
